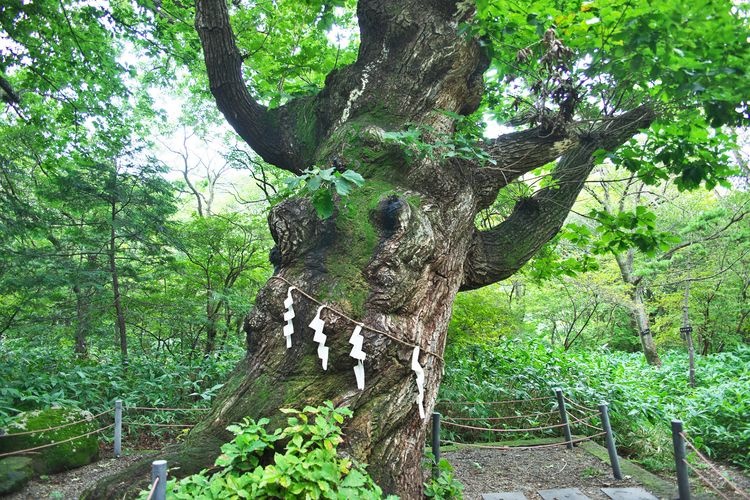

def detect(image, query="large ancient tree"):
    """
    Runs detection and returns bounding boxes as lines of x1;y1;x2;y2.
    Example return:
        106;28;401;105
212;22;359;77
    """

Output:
90;0;748;497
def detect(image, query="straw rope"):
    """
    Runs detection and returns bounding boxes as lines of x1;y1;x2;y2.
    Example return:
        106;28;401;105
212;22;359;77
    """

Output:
0;409;113;438
441;432;606;451
126;422;194;428
269;276;444;362
442;419;569;433
684;460;731;500
681;432;750;499
441;410;558;422
437;397;550;406
128;406;210;412
562;396;598;413
146;476;160;500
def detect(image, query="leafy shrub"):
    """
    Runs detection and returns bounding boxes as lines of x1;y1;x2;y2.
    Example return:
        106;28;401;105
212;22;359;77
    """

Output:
151;403;395;499
423;454;464;499
0;339;241;435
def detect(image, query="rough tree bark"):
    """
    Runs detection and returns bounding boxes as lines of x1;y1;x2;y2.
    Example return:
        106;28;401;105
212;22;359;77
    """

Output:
88;0;655;497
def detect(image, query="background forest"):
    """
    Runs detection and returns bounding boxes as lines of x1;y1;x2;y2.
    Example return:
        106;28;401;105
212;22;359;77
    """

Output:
0;0;748;491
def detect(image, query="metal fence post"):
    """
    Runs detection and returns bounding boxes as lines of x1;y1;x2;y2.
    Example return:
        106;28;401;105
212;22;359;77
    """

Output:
114;399;122;458
151;459;167;500
598;402;622;479
431;412;441;478
554;388;573;449
671;420;691;500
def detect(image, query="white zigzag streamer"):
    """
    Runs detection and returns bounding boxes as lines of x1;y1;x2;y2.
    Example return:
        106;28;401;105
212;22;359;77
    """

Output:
282;287;295;348
411;346;425;419
309;306;328;370
348;325;366;390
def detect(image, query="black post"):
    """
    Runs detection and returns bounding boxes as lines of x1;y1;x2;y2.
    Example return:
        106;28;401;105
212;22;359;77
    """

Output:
671;420;691;500
431;412;441;478
555;388;573;449
599;402;622;479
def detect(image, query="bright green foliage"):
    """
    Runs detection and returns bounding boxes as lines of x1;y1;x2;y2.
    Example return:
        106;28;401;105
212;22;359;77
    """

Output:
0;340;239;430
565;205;680;256
231;0;359;107
471;0;748;194
423;455;464;500
0;408;99;474
152;403;395;499
440;339;750;470
283;166;365;218
448;284;528;345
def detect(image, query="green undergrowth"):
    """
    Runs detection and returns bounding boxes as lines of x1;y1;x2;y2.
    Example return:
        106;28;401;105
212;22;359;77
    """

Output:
438;339;750;472
0;339;242;439
143;403;398;500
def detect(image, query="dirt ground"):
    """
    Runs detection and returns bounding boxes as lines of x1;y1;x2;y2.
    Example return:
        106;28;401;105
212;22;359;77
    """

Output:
4;452;149;500
444;444;750;500
6;445;749;499
444;445;642;500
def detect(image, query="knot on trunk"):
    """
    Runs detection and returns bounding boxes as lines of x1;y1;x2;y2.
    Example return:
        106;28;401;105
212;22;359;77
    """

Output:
268;198;329;267
365;196;436;312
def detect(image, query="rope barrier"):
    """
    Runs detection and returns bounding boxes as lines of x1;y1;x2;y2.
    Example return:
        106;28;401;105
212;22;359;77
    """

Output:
437;396;550;406
441;432;606;451
442;419;569;433
128;406;210;412
0;409;113;438
441;410;558;421
562;396;598;413
0;423;114;458
681;432;750;499
569;415;605;433
146;476;160;500
269;276;444;362
125;422;194;428
683;460;731;500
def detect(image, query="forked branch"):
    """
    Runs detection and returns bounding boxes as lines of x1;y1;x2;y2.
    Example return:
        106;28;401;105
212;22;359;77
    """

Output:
195;0;313;173
462;105;656;290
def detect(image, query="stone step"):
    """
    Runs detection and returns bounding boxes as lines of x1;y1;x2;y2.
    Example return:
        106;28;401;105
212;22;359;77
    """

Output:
601;487;659;500
481;493;529;500
538;487;591;499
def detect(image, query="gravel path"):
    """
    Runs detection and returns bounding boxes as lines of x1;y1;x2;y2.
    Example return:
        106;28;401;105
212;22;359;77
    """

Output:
5;452;150;500
445;445;643;499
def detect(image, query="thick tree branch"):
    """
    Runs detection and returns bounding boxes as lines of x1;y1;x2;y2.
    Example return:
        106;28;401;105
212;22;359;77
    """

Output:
194;0;313;173
462;106;655;290
0;75;20;104
473;126;577;208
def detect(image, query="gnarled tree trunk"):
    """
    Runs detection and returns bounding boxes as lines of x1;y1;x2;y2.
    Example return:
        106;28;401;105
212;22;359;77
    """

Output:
87;1;655;497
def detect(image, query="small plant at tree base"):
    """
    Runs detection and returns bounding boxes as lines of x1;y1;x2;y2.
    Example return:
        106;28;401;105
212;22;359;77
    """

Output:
423;453;464;499
141;402;397;499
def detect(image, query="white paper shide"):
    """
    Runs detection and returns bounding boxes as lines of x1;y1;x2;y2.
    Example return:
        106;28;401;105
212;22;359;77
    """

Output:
411;346;426;419
282;286;295;348
309;306;329;370
348;325;366;390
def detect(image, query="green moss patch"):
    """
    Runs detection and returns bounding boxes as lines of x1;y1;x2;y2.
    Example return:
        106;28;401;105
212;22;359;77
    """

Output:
322;179;395;316
0;456;33;495
0;407;100;474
